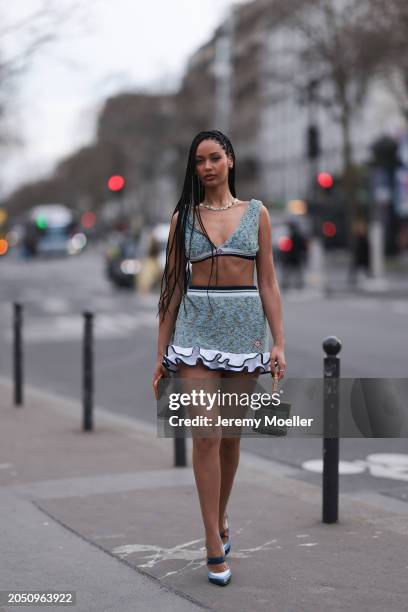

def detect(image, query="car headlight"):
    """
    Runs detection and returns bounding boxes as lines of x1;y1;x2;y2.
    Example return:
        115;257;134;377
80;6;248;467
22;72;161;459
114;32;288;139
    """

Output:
120;259;142;275
68;233;87;254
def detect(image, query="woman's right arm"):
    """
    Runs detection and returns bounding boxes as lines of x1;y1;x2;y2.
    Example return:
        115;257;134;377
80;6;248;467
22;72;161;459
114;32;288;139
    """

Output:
156;211;184;363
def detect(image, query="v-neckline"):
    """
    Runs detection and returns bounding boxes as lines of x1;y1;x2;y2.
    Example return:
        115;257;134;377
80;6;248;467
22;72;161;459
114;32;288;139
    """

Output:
191;199;254;249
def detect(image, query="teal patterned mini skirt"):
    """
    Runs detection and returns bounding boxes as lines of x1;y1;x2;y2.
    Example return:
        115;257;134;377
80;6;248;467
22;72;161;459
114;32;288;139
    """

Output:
162;285;271;374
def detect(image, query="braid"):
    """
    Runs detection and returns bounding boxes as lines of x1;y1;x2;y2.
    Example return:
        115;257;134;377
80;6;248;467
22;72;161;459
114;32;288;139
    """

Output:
157;129;237;323
211;130;230;156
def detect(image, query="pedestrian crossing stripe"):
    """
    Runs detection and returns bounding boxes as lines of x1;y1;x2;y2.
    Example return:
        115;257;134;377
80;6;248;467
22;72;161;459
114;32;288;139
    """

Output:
3;312;158;343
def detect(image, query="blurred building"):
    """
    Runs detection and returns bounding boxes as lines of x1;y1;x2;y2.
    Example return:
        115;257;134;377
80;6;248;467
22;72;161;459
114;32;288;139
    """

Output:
4;0;407;236
97;93;179;225
175;0;406;214
257;1;406;210
169;0;270;205
230;0;267;199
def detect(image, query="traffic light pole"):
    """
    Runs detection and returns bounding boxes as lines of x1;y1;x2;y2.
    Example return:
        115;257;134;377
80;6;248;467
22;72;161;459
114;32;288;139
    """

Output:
368;137;400;280
305;80;327;294
107;175;127;231
369;170;386;280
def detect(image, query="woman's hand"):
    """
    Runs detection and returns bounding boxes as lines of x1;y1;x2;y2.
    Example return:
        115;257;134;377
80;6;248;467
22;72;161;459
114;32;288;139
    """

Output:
270;345;286;381
152;359;168;401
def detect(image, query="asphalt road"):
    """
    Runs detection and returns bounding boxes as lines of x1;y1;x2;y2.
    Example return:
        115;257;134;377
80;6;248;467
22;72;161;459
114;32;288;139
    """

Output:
1;243;407;506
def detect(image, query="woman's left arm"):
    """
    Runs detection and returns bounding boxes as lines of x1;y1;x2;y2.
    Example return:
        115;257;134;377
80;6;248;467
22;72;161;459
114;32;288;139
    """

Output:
256;204;286;378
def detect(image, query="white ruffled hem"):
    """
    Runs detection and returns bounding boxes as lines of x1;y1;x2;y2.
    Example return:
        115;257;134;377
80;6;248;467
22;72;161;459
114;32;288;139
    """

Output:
163;344;271;374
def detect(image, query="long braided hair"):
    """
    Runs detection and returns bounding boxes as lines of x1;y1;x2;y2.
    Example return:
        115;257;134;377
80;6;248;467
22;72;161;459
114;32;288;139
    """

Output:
157;130;237;323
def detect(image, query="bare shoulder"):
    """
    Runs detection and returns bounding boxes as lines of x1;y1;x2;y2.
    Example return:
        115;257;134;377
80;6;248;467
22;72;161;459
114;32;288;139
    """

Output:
258;202;271;224
167;210;180;240
170;210;179;229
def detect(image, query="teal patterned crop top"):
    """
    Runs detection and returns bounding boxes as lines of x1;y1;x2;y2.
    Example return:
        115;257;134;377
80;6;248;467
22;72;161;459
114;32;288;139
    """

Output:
185;198;262;263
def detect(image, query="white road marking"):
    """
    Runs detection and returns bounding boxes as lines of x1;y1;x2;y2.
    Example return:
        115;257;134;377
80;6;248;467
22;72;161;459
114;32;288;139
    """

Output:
3;312;157;343
302;453;408;481
302;459;366;475
42;298;71;313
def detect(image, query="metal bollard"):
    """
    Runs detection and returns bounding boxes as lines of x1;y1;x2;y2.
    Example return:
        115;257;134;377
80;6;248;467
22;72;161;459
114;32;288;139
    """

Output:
13;302;23;406
82;311;94;431
322;335;341;523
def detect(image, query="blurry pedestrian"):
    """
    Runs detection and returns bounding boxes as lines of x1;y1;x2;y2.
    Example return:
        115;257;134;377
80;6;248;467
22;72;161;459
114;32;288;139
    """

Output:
22;222;38;258
280;221;308;290
348;216;370;286
136;235;162;294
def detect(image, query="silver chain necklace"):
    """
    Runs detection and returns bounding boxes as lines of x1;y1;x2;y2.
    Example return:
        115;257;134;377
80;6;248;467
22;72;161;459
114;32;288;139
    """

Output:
199;197;239;211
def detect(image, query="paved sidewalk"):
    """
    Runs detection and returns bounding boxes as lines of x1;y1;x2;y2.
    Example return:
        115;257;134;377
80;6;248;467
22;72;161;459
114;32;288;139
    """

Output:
323;272;408;299
311;250;408;299
1;377;408;612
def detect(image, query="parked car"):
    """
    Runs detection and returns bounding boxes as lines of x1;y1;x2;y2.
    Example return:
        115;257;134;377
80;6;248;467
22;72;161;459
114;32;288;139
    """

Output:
105;234;143;288
22;204;85;258
104;223;170;290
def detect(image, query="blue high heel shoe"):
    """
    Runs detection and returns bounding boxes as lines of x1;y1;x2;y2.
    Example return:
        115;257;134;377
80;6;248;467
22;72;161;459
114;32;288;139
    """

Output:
207;552;232;586
220;513;231;556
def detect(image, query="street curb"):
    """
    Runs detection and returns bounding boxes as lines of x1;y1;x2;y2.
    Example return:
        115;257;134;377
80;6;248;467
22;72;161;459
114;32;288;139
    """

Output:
324;287;408;299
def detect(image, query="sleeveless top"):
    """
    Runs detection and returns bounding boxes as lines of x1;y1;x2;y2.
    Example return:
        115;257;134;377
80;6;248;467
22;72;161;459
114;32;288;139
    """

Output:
185;198;262;263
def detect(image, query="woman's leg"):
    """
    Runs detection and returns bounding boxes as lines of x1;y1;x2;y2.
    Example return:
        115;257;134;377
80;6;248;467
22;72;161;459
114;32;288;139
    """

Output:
176;362;227;573
218;438;240;532
218;370;260;535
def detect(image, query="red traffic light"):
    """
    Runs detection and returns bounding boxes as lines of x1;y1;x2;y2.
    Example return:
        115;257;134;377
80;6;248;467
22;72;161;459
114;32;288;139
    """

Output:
81;211;96;229
322;221;336;237
108;175;126;192
317;172;334;189
278;236;293;252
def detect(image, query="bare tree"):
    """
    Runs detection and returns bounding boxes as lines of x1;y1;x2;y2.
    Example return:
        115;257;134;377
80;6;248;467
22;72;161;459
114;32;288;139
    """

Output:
367;0;408;121
270;0;394;244
0;0;85;143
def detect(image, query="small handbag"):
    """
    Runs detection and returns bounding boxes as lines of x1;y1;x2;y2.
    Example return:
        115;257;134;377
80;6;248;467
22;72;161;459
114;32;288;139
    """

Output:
252;364;291;436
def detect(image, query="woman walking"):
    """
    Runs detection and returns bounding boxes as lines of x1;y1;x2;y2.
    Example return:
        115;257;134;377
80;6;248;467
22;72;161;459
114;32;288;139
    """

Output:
152;130;286;586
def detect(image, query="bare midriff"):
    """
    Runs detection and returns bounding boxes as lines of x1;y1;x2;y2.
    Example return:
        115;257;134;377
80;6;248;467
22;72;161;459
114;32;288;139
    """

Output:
191;257;255;286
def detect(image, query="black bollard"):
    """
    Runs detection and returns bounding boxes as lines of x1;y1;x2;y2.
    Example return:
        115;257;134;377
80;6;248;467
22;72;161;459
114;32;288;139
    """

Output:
13;302;23;406
82;311;94;431
322;335;341;523
174;402;187;467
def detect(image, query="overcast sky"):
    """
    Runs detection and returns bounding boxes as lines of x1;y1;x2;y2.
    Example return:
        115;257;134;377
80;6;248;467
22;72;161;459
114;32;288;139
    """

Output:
1;0;245;196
